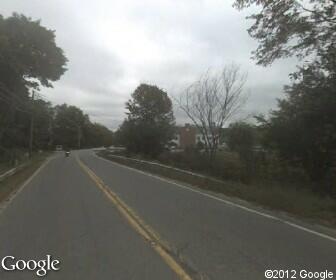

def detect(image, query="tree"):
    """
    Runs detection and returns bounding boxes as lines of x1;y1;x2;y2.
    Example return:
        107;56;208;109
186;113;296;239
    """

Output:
227;122;257;180
53;104;114;149
0;13;67;90
53;104;88;149
177;64;247;161
119;84;175;157
235;0;336;194
31;99;54;150
0;13;67;153
233;0;336;68
259;68;336;193
83;123;114;148
227;122;256;159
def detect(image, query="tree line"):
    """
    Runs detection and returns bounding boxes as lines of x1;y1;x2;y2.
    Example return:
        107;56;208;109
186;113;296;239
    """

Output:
0;13;113;165
233;0;336;194
1;4;335;196
114;1;336;195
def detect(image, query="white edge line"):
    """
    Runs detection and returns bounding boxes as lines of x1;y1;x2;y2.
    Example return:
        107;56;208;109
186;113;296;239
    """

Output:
92;153;336;243
0;156;52;215
283;221;336;242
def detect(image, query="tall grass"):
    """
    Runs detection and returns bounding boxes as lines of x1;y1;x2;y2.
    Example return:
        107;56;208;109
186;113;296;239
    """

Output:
100;149;336;228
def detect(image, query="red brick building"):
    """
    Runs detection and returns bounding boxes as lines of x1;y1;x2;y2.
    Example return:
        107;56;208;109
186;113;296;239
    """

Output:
173;124;197;149
172;124;222;150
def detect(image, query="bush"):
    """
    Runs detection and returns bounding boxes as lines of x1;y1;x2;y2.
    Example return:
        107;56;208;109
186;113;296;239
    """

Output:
99;149;336;227
107;147;332;196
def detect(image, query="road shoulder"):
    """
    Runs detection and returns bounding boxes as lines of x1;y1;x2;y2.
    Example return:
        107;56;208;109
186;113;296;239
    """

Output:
0;153;52;215
94;152;336;242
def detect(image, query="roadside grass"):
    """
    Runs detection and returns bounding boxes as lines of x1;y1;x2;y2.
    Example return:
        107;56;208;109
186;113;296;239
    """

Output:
0;162;16;174
0;153;50;203
98;150;336;228
227;182;336;227
0;163;10;174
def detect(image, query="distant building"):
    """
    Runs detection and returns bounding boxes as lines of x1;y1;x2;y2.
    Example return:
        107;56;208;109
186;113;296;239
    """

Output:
172;124;221;149
176;124;197;149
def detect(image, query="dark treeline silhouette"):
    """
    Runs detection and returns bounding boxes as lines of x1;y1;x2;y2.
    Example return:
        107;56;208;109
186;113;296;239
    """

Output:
113;1;336;196
0;13;112;166
115;84;175;158
233;0;336;195
1;8;335;196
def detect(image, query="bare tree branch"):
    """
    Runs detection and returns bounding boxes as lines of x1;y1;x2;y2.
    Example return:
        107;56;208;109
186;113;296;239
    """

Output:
176;64;248;161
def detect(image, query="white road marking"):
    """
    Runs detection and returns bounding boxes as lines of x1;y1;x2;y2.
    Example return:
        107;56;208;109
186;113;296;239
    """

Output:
92;153;336;243
283;221;336;242
0;156;53;215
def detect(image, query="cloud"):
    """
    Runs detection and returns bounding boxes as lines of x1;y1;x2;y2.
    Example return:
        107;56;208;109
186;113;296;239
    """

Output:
2;0;297;130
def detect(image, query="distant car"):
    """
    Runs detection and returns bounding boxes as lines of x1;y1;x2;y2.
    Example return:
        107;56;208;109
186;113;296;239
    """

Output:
55;145;63;151
218;143;228;151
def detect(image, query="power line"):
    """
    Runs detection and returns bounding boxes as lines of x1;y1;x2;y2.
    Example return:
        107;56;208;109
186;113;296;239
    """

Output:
0;83;30;107
0;91;31;114
0;84;91;150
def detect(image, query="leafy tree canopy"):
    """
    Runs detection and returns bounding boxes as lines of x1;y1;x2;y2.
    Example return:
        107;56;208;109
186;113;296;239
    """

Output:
235;0;336;193
53;104;88;149
233;0;336;69
0;13;67;91
0;13;67;150
119;84;175;157
126;84;175;124
259;67;336;185
53;104;113;149
227;122;256;156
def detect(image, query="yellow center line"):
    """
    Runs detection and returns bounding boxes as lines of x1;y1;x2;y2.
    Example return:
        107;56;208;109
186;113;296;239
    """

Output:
76;156;193;280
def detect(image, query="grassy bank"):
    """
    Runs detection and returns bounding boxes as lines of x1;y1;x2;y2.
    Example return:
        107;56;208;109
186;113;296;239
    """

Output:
0;152;50;203
98;150;336;228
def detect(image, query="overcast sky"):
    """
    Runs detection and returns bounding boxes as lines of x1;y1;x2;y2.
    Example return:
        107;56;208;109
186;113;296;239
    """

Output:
2;0;297;130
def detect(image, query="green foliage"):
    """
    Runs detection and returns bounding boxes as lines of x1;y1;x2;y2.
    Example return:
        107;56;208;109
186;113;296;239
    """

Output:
83;122;114;148
235;0;336;195
101;150;336;227
53;104;113;149
260;67;336;193
53;104;87;149
226;122;258;182
118;84;175;157
0;13;67;157
32;99;54;149
227;122;256;157
233;0;335;67
0;13;67;90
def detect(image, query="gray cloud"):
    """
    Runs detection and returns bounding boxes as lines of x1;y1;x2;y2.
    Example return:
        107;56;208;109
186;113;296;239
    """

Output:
2;0;297;130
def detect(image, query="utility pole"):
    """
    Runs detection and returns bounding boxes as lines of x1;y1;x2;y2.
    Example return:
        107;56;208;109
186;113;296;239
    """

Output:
47;115;53;148
77;125;81;149
28;91;35;158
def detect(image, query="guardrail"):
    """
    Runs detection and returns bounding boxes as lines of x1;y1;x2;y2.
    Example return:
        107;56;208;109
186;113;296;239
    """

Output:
0;168;17;182
0;164;27;182
98;151;229;193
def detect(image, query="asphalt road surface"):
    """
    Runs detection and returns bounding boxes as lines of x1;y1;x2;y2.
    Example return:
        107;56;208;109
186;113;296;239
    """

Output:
0;150;335;279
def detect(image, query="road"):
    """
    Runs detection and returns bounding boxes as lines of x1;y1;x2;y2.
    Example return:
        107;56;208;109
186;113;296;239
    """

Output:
0;150;335;279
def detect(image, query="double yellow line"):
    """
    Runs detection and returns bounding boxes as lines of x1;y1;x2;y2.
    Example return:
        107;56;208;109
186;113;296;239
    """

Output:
76;157;193;280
